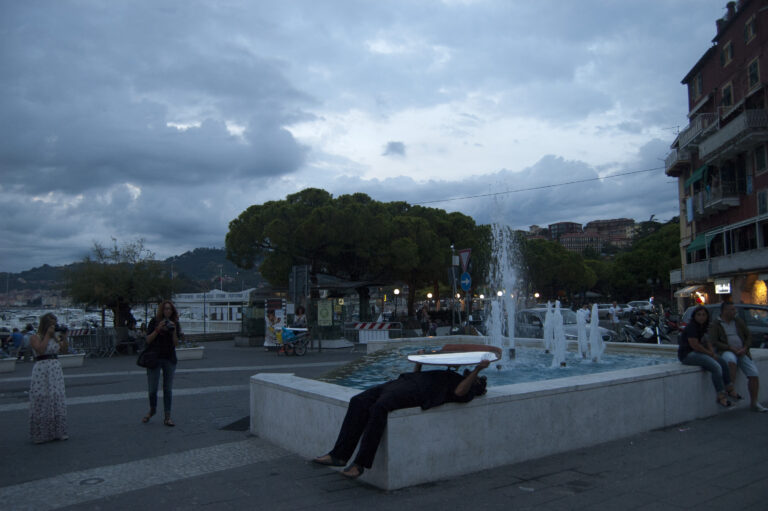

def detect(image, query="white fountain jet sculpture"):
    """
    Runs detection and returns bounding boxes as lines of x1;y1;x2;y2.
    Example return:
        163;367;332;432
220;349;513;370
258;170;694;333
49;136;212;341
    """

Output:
576;307;589;359
551;300;567;367
588;303;605;362
485;222;518;366
542;300;555;353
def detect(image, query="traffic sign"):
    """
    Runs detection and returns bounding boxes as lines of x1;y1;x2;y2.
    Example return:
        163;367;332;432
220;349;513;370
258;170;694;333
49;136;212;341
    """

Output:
460;272;471;291
458;249;471;272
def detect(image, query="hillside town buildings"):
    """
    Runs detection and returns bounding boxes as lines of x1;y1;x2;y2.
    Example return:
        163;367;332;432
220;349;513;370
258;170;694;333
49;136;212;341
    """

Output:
526;218;637;255
666;0;768;307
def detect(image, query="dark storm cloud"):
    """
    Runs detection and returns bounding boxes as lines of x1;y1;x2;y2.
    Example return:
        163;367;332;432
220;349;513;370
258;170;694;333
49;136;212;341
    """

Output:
0;1;310;196
0;1;725;272
383;141;406;157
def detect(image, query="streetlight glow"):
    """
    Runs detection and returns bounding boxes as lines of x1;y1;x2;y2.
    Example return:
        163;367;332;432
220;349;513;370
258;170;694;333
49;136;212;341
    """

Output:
534;292;540;298
496;291;503;297
427;292;433;299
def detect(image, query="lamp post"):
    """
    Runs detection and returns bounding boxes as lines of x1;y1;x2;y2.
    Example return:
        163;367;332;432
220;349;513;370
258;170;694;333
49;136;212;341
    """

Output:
427;292;433;311
394;288;400;320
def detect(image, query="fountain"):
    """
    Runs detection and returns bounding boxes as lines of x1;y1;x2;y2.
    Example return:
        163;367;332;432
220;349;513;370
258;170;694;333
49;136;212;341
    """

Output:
249;219;768;490
588;303;605;362
550;301;567;367
576;307;589;358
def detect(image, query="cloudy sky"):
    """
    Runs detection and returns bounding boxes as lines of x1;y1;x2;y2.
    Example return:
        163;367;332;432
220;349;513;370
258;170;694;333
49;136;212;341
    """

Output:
1;0;727;272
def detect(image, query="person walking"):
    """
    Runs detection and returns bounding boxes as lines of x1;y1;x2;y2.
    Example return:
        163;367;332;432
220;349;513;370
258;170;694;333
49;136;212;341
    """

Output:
142;300;181;426
608;301;622;334
29;313;68;444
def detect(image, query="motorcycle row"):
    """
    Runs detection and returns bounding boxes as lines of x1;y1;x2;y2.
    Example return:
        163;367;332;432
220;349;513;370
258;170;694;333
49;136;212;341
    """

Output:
619;310;677;345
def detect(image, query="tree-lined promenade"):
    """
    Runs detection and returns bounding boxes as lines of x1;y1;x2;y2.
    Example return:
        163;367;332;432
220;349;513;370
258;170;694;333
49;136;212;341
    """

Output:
59;188;680;325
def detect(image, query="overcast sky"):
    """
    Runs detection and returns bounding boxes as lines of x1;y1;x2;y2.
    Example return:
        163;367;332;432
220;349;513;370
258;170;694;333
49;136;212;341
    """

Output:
1;0;728;272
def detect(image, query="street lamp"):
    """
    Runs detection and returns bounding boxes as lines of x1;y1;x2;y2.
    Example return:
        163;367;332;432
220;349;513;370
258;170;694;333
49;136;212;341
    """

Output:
427;292;433;311
394;288;400;319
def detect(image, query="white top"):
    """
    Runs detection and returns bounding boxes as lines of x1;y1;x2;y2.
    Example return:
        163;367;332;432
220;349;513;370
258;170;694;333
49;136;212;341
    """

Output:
720;320;743;350
407;351;499;366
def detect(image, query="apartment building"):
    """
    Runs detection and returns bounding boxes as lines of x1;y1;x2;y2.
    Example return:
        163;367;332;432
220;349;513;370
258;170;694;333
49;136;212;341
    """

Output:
547;221;582;241
666;0;768;307
584;218;636;249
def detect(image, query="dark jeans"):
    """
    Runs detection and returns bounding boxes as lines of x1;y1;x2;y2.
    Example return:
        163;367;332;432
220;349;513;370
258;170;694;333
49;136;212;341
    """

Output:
681;351;731;393
146;358;176;413
329;381;421;469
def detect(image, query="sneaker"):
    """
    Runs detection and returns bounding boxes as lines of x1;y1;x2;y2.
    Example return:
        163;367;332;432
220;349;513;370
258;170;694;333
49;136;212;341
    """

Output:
752;403;768;413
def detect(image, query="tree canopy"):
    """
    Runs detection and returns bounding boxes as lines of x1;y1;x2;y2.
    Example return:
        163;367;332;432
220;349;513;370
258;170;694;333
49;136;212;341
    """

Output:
225;188;487;317
66;239;171;327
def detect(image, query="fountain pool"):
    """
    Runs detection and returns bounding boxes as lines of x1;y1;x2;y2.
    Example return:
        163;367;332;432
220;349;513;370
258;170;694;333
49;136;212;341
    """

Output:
321;344;674;389
250;335;768;490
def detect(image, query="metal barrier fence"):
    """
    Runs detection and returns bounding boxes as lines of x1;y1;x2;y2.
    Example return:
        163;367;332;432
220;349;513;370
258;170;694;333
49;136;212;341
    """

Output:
68;328;126;358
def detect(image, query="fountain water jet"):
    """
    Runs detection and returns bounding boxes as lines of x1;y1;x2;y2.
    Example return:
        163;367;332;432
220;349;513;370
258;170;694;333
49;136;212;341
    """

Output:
485;222;517;365
588;303;605;362
550;301;567;367
576;307;589;358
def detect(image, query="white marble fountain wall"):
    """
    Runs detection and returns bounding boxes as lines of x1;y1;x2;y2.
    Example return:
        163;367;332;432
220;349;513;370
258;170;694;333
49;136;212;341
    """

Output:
250;337;768;490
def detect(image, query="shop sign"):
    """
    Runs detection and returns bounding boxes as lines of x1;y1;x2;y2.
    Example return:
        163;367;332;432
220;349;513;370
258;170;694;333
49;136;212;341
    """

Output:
715;279;731;294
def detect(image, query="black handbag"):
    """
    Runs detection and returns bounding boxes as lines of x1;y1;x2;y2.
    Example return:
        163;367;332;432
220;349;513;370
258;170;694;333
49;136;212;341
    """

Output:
136;349;159;369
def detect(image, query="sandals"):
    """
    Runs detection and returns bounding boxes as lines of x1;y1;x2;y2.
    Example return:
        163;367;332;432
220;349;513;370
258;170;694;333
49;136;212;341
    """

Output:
164;415;175;427
142;410;156;423
341;464;365;479
727;390;743;400
716;395;733;408
313;454;346;467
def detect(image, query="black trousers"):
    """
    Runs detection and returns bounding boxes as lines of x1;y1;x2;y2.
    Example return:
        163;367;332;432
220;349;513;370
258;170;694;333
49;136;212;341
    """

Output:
329;380;421;468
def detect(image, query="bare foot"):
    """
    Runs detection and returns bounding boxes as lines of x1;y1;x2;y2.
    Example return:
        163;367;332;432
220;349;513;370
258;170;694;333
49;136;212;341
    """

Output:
341;464;364;479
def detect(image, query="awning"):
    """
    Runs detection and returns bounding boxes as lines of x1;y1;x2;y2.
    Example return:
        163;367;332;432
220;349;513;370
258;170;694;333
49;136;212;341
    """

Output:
684;164;708;188
674;285;703;297
686;233;706;253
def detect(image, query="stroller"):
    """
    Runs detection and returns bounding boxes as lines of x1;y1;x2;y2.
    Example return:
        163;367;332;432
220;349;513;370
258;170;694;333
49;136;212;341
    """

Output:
277;327;309;356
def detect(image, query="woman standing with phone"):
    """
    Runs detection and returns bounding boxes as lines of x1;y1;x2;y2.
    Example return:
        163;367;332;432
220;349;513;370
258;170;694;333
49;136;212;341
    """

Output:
29;313;68;444
142;300;180;426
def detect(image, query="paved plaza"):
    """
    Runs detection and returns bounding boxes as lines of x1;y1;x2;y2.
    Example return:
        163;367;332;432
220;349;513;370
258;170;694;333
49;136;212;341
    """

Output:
1;341;766;510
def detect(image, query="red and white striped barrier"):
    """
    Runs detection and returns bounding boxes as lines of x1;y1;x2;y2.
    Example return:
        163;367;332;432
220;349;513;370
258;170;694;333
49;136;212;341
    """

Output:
353;322;394;331
68;329;90;336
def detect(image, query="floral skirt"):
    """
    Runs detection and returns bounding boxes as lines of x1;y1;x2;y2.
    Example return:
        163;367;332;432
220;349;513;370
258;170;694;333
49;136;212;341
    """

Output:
29;360;68;443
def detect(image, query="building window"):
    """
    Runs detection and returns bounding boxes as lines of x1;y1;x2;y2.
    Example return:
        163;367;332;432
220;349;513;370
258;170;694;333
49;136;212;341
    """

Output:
756;145;767;174
690;73;704;100
722;82;733;107
759;189;768;215
745;15;757;43
721;41;734;66
748;58;760;90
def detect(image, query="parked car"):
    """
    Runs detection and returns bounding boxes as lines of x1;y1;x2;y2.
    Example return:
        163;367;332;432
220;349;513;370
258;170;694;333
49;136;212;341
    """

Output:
679;303;768;348
596;303;613;320
627;300;654;312
515;308;616;343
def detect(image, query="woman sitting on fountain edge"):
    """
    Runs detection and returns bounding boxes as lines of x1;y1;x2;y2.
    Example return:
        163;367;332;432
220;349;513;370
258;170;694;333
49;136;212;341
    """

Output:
313;353;490;479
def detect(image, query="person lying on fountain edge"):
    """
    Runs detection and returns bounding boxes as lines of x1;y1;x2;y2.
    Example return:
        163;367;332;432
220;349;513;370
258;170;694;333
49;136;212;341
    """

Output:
313;354;490;479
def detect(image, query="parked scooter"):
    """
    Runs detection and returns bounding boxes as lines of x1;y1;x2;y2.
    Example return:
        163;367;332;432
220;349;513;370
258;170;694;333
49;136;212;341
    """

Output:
620;311;672;344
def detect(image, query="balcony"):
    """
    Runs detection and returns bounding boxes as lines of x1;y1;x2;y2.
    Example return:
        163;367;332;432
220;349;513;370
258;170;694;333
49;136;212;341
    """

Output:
683;260;710;281
690;181;740;220
683;247;768;282
710;247;768;275
665;148;691;177
703;180;739;210
678;113;718;149
699;109;768;161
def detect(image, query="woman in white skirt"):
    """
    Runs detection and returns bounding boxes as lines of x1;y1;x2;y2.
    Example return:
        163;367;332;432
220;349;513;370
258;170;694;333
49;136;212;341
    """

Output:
29;313;68;444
